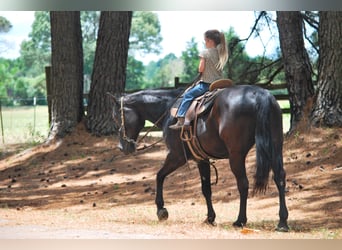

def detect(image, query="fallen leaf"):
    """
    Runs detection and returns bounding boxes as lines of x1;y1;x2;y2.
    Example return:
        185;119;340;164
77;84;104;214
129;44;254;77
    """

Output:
240;228;260;234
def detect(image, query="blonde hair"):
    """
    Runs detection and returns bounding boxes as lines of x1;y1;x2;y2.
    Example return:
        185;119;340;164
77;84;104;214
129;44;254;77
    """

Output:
204;29;229;71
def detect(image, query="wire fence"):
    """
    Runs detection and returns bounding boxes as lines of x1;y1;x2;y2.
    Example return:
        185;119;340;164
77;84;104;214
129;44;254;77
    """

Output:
0;97;49;145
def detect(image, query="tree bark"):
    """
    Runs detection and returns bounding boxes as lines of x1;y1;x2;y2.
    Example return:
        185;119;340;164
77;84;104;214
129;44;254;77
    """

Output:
86;11;132;135
311;11;342;127
49;11;84;139
276;11;315;133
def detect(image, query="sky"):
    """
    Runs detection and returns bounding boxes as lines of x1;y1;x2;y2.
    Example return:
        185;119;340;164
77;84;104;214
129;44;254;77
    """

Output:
138;11;279;63
0;11;34;57
0;11;279;64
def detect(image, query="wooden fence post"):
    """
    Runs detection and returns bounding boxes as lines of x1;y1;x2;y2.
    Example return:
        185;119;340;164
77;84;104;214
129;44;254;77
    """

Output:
0;99;4;144
45;66;52;125
174;77;180;89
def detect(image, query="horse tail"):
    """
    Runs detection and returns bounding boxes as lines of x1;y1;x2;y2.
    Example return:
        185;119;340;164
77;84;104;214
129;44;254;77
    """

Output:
253;90;282;194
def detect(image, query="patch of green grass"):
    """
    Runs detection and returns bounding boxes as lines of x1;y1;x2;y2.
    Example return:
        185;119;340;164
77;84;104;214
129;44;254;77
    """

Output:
278;100;290;133
282;113;290;133
277;100;290;109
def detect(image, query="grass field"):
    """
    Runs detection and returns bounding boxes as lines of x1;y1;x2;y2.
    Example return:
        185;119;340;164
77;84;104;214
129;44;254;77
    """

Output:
0;101;290;146
0;105;49;145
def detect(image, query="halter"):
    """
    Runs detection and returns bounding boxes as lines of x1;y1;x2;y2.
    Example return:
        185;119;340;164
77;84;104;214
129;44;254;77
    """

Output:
119;96;137;146
118;96;165;152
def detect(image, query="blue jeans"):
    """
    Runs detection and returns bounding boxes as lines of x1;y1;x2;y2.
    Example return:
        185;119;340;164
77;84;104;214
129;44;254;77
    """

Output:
177;81;209;117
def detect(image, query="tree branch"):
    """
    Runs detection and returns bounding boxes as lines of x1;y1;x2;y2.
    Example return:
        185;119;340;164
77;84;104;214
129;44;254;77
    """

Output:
301;11;319;30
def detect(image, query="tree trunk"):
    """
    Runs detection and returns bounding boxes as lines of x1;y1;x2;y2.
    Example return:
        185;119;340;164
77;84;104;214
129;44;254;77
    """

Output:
276;11;315;133
86;11;132;135
49;11;84;139
311;11;342;127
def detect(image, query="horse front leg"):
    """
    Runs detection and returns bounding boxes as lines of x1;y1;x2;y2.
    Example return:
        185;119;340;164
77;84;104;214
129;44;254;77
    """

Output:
155;152;186;221
198;160;216;226
155;170;168;221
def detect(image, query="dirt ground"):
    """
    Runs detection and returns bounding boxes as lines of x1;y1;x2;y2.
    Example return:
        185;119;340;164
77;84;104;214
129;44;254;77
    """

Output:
0;123;341;239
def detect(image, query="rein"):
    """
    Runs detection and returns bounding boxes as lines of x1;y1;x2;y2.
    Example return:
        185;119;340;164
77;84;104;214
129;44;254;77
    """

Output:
136;110;167;145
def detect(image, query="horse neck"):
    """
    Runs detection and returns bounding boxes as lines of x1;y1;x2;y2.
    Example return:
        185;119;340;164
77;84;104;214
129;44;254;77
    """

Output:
125;99;164;128
138;101;168;126
128;88;182;127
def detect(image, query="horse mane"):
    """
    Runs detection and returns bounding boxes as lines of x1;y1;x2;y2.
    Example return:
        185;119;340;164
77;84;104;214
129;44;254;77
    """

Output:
124;88;184;106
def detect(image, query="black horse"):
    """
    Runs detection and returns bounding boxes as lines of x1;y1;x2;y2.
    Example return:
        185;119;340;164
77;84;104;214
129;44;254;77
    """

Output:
111;85;289;232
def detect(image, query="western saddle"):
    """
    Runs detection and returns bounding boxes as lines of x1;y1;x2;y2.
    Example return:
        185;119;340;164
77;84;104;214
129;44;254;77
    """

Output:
170;78;234;161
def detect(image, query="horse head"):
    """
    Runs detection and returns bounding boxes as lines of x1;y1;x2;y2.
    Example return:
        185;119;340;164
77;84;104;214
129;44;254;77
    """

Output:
108;92;143;155
108;88;184;155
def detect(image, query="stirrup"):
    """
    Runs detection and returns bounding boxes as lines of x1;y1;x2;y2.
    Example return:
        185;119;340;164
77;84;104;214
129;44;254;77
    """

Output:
169;121;183;130
169;117;185;130
180;125;193;141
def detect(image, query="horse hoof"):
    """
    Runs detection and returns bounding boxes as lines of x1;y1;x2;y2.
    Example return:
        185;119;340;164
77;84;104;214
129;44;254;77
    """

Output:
204;218;217;226
157;208;169;221
233;221;245;228
276;225;289;232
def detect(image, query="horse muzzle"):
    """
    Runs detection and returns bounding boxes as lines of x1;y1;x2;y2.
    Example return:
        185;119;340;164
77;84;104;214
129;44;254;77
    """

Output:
117;141;136;155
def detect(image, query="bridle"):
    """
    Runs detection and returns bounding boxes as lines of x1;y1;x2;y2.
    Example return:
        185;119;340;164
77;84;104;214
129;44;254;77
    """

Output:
119;96;137;146
118;96;165;151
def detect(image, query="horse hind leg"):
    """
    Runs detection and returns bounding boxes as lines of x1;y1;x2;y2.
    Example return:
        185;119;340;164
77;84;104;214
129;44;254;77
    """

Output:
229;153;249;227
272;156;289;232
